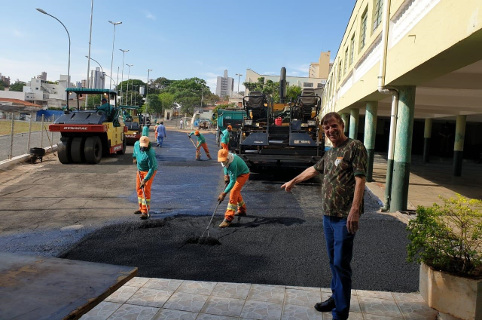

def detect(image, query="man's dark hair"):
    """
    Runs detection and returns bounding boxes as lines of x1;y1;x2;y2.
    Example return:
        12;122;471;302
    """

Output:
160;121;163;124
321;112;343;126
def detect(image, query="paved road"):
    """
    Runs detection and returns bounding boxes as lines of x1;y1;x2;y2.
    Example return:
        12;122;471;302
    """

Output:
0;129;419;293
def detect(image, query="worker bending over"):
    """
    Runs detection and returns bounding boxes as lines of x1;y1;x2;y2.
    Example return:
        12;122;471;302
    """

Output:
217;149;250;228
220;125;232;150
188;130;212;160
133;136;158;219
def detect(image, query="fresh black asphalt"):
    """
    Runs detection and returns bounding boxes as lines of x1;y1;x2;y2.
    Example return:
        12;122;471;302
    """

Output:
60;129;419;292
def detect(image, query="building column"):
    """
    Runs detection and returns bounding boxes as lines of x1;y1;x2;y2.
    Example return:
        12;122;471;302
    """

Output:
391;86;416;212
364;102;378;182
341;113;349;135
423;118;432;163
349;108;359;140
453;115;466;176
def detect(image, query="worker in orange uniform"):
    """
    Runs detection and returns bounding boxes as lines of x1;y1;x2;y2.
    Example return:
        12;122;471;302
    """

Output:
217;149;250;228
188;130;212;160
133;136;158;219
220;125;232;150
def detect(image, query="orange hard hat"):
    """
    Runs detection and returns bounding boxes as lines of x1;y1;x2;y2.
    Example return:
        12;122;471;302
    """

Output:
218;149;228;162
227;125;232;130
195;130;200;135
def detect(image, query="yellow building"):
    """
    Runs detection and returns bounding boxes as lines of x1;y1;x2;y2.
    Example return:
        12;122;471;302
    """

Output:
322;0;482;211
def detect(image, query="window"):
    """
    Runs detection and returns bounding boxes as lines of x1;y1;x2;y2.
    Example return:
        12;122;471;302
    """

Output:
317;83;324;88
360;8;368;50
337;61;342;82
344;47;349;74
373;0;383;31
350;34;355;65
303;82;313;88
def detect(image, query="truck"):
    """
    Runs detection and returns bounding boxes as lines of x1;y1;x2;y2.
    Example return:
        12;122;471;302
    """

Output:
236;68;324;171
215;108;246;151
49;88;127;164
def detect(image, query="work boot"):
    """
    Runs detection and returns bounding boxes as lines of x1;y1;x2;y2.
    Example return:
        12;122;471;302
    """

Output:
314;296;335;312
196;158;201;161
235;210;247;217
134;210;142;215
140;213;150;220
218;219;231;228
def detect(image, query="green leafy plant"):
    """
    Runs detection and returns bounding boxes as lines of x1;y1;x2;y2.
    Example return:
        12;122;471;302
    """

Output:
407;194;482;278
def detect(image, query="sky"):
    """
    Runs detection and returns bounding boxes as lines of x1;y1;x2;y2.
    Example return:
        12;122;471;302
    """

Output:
1;0;355;93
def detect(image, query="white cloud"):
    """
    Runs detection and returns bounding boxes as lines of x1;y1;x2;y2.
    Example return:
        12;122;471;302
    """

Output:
144;11;156;20
12;29;24;38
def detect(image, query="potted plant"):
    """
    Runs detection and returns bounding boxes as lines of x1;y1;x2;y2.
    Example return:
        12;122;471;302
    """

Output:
407;194;482;320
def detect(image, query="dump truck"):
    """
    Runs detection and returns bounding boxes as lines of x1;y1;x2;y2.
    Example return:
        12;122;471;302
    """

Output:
237;68;324;171
49;88;127;164
215;108;246;151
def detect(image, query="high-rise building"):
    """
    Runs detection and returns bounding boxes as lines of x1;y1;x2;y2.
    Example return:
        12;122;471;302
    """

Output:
215;70;234;98
90;67;105;89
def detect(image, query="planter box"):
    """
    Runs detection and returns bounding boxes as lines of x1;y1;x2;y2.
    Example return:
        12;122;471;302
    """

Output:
420;262;482;320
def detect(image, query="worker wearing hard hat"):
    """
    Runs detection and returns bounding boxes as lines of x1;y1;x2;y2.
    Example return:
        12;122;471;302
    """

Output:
132;136;158;219
188;130;212;160
220;125;232;151
217;149;250;228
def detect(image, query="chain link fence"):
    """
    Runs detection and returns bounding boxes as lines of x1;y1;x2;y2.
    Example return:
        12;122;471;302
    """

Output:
0;113;61;162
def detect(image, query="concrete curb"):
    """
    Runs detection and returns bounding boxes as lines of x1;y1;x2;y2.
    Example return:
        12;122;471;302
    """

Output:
0;145;57;170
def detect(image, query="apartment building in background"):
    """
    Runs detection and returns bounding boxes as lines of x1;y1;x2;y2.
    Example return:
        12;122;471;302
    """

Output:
216;70;234;98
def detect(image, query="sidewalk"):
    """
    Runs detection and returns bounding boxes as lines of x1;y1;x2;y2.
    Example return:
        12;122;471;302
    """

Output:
79;152;482;320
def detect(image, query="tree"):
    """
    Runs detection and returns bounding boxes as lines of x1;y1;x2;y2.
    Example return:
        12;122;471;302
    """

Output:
159;92;175;112
0;80;5;90
243;78;304;103
118;79;145;106
10;81;26;92
146;94;162;116
286;85;302;102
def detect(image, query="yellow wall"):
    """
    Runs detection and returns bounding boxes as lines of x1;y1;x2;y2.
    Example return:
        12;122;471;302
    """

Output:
323;0;482;114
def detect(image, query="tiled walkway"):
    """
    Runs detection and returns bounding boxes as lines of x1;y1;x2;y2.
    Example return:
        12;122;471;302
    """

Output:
81;277;437;320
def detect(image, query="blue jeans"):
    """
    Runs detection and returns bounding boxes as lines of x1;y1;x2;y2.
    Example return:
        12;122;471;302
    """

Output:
157;136;164;146
323;215;355;320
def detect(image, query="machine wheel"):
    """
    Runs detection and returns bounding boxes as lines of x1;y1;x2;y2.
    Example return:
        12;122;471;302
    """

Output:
84;136;102;164
57;138;72;164
117;135;127;155
70;137;85;163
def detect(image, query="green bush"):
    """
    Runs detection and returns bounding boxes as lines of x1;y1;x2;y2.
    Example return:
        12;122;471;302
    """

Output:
407;194;482;278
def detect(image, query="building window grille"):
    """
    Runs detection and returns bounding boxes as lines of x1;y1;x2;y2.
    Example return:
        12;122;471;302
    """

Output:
360;8;368;50
373;0;383;31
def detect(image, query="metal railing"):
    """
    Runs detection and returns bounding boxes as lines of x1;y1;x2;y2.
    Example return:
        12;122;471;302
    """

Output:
0;113;61;162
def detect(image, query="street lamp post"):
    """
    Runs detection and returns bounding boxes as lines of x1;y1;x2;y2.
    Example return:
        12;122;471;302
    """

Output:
126;64;133;105
36;8;71;94
108;20;122;90
235;73;243;93
146;69;152;112
119;49;129;104
85;56;104;88
86;0;94;89
104;73;117;89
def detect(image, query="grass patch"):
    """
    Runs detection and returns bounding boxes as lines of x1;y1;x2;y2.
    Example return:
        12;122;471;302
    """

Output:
0;119;50;135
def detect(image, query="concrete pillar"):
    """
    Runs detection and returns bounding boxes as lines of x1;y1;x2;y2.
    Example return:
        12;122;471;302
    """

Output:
423;118;432;163
349;109;359;140
364;102;378;182
453;115;466;176
391;86;416;212
341;113;349;135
